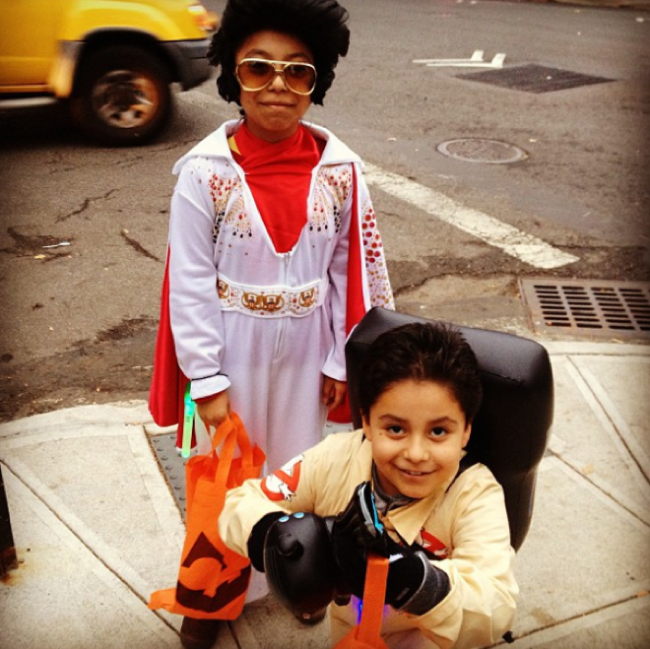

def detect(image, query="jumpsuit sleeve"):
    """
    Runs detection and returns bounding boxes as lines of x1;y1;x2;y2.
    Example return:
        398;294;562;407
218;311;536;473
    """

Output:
168;158;231;401
321;166;354;382
354;167;394;311
322;163;394;383
407;469;518;649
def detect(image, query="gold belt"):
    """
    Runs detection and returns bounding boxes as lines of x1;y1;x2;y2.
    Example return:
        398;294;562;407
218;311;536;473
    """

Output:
217;275;327;318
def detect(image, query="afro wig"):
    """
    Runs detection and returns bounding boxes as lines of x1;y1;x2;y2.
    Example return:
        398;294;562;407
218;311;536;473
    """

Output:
207;0;350;106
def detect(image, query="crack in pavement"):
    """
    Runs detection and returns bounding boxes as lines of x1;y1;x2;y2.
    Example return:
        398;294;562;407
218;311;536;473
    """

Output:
56;189;117;222
120;230;162;263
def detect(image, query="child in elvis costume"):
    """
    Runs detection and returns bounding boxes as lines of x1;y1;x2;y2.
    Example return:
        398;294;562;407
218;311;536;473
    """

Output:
219;322;519;649
149;0;394;472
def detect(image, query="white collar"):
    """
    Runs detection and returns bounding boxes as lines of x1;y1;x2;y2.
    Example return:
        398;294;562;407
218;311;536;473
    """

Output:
172;119;362;175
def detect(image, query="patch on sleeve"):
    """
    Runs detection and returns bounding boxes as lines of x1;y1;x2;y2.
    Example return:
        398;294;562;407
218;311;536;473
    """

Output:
261;455;304;502
420;529;449;560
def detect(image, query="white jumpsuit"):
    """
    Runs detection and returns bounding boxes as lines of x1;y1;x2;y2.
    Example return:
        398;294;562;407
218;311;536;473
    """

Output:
167;119;393;470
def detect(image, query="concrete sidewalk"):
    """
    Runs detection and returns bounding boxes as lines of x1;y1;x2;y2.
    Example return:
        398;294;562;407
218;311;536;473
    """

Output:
1;340;649;649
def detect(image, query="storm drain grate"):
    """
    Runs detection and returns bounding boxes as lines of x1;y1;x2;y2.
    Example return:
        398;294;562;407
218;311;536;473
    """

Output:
457;64;614;93
520;278;650;339
150;432;188;521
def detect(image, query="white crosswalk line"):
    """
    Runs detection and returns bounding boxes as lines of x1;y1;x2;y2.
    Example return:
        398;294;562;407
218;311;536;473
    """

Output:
364;163;579;270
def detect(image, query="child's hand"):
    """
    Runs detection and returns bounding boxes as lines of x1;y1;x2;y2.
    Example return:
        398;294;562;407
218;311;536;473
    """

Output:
196;390;230;431
330;482;437;610
322;376;347;412
331;482;387;553
330;482;388;598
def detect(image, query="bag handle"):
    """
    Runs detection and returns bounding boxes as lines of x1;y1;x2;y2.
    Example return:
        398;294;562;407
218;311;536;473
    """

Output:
203;413;258;490
205;414;252;461
208;414;235;454
214;421;237;489
233;412;254;467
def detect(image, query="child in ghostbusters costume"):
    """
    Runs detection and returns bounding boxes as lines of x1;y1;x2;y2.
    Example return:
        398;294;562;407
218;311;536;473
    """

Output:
149;0;393;471
218;322;518;649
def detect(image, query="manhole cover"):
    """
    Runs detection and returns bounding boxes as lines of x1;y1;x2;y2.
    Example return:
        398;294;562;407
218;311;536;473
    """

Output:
457;64;613;93
520;278;650;339
437;138;527;164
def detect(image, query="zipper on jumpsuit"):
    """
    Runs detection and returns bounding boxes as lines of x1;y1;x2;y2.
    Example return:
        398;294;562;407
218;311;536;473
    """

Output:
272;157;321;361
272;253;291;359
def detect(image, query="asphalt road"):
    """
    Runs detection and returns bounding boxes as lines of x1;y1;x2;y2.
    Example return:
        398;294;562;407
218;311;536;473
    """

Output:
0;0;648;421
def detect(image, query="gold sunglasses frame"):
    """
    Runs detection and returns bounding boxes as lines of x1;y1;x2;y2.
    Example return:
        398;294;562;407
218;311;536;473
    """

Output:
235;58;317;96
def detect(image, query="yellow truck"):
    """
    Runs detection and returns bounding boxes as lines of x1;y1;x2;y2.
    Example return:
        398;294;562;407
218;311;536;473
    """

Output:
0;0;217;145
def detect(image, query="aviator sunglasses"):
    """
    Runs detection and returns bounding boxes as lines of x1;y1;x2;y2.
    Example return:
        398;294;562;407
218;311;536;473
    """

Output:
235;58;317;96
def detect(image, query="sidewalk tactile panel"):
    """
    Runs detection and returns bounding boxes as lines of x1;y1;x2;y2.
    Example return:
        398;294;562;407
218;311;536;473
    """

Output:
150;432;188;521
457;64;613;93
519;278;650;339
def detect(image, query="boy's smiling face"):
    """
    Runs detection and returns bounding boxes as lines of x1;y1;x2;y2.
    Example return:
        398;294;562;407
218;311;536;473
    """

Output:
362;379;472;500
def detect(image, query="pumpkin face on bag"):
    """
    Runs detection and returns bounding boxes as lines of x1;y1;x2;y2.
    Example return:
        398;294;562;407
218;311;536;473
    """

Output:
176;531;252;614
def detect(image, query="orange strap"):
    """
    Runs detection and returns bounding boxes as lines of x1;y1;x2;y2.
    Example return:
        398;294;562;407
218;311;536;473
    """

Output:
334;555;391;648
357;555;390;645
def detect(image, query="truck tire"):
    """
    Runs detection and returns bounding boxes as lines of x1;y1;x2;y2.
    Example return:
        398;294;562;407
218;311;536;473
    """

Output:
70;45;172;146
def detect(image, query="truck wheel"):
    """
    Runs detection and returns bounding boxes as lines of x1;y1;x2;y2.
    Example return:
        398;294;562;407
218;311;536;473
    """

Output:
70;45;172;146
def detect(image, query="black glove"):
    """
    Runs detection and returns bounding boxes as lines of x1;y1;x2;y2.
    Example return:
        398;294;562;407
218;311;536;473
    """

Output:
248;511;285;571
249;511;338;618
331;482;449;612
329;481;387;600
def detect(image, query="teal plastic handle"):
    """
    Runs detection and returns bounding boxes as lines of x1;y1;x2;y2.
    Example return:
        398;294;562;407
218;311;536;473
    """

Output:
182;382;195;459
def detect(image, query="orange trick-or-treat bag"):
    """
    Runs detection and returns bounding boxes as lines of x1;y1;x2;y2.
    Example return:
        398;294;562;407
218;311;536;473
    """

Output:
149;412;265;619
